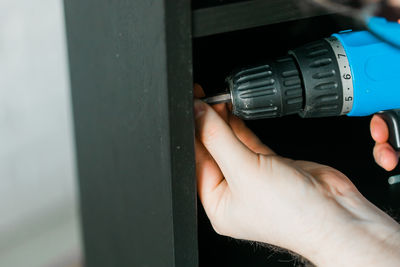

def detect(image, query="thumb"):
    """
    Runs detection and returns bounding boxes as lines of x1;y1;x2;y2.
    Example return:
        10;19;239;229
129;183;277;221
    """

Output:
194;99;257;181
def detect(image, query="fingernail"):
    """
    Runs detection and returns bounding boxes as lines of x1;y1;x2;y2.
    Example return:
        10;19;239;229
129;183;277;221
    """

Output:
194;99;205;119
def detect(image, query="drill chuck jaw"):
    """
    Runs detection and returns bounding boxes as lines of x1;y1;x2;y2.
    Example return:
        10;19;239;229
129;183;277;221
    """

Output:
227;56;302;120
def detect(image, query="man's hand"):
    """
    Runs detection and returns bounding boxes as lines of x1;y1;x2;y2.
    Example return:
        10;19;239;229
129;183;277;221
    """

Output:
370;115;399;171
194;85;400;266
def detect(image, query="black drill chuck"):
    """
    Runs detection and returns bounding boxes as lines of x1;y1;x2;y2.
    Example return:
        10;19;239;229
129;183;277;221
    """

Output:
213;39;345;120
227;55;302;119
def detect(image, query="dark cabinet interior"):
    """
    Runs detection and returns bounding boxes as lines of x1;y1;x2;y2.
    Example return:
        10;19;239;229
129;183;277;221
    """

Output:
192;2;400;266
192;0;244;9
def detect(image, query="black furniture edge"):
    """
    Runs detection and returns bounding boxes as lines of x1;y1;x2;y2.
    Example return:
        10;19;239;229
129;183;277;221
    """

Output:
193;0;333;37
64;0;198;266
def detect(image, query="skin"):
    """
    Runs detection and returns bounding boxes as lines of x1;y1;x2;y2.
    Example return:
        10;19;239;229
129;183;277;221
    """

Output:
371;114;399;171
389;0;400;8
194;84;400;266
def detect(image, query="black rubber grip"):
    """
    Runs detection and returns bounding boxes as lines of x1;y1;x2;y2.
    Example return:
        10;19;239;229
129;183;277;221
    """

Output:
379;109;400;151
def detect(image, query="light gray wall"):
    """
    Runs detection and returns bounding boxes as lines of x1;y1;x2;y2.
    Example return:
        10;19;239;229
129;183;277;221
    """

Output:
0;1;81;266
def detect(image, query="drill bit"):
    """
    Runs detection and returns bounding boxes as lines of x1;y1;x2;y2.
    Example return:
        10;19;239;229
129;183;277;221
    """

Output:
202;93;231;105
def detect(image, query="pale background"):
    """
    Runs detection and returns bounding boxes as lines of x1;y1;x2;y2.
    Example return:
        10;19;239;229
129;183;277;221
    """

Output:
0;0;82;266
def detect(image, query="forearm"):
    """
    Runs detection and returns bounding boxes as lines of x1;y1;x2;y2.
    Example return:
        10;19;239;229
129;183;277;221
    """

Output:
303;210;400;266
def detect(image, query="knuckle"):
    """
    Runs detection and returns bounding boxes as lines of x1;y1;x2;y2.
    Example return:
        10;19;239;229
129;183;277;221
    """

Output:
257;154;280;170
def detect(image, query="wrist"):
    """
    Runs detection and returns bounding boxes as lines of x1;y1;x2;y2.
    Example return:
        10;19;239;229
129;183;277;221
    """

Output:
304;209;400;266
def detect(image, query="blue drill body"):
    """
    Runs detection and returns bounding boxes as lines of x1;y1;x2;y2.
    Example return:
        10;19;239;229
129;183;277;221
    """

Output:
334;19;400;116
204;18;400;149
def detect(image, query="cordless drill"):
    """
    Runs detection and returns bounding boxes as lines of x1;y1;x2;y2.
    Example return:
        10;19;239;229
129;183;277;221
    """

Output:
203;18;400;150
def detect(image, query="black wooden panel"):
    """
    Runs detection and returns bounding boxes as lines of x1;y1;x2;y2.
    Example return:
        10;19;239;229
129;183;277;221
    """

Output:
193;0;333;37
64;1;197;266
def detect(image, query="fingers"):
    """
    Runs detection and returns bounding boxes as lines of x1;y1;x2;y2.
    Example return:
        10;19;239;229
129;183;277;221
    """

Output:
194;84;230;122
373;142;399;171
194;84;272;155
370;115;399;170
194;85;229;205
213;103;230;123
229;115;275;155
370;115;389;143
194;99;257;180
194;84;205;98
195;138;225;198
